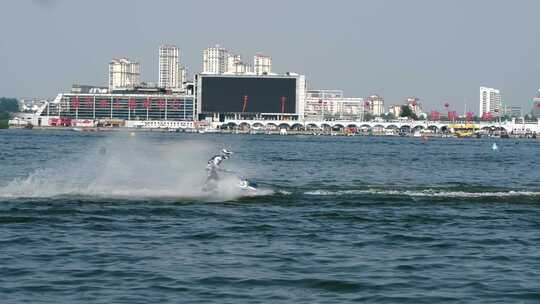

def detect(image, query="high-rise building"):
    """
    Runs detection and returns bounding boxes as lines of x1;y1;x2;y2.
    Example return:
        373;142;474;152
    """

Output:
203;45;227;74
108;58;140;91
227;54;241;73
365;94;385;116
254;53;272;75
159;44;182;91
226;54;251;74
479;87;502;116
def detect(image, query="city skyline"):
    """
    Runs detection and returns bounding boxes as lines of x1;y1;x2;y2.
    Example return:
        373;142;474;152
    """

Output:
2;0;540;112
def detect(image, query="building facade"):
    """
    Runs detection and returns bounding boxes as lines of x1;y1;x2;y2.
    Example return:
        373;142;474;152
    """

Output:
254;54;272;75
305;90;364;120
108;58;140;91
42;90;194;124
226;54;251;74
388;105;402;118
406;97;424;116
158;44;182;91
203;45;228;74
503;105;522;118
365;94;385;116
480;87;502;116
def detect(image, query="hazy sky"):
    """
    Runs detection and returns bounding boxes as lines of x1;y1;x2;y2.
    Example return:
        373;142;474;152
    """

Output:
1;0;540;112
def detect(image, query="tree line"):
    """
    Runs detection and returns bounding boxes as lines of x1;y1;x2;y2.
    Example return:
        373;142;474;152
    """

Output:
0;97;19;129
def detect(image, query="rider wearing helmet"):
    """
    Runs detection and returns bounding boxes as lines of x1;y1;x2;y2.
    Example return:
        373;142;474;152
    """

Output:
203;149;234;190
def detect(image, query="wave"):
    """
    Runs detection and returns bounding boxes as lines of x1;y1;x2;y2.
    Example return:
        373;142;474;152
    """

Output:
303;188;540;199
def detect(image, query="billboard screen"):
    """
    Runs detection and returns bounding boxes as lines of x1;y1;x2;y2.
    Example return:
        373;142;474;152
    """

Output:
200;76;297;113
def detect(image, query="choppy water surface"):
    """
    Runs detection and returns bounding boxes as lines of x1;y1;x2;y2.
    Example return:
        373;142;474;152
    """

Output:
1;129;539;303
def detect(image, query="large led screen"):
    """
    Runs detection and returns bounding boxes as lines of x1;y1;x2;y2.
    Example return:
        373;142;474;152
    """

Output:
201;77;296;113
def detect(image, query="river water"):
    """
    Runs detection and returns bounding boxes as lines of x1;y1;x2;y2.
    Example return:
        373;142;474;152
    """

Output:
1;129;539;303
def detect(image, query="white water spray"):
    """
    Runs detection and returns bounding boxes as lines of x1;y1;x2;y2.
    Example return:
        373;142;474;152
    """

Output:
0;134;270;201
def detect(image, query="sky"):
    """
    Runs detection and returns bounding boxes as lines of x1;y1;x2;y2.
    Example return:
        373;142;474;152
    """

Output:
1;0;540;113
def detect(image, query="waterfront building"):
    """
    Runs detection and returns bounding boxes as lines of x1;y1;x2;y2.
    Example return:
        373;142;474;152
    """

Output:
406;97;424;116
479;87;502;117
158;44;183;91
388;105;402;118
503;105;522;118
254;54;272;75
36;85;194;127
108;58;140;91
305;90;364;121
365;95;385;117
202;45;228;74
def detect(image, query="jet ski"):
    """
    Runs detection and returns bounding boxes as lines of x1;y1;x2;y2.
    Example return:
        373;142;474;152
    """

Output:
202;173;257;194
238;178;257;192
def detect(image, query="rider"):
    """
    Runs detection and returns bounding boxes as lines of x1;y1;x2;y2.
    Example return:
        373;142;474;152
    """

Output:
204;149;233;189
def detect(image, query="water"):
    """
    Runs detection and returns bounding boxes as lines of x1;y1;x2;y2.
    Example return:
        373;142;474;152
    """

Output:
1;129;539;303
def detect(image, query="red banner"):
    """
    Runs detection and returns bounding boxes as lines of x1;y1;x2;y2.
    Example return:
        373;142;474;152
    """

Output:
143;97;151;109
429;110;440;121
84;96;93;108
448;111;458;121
128;98;137;109
157;99;165;109
71;96;80;109
100;99;109;108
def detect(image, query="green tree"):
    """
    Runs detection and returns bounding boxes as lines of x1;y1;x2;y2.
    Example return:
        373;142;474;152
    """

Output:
400;105;417;120
0;98;19;112
382;113;395;121
0;97;19;129
363;112;375;121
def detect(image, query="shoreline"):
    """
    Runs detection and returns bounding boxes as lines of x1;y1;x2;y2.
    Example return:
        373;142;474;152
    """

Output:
3;126;538;139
